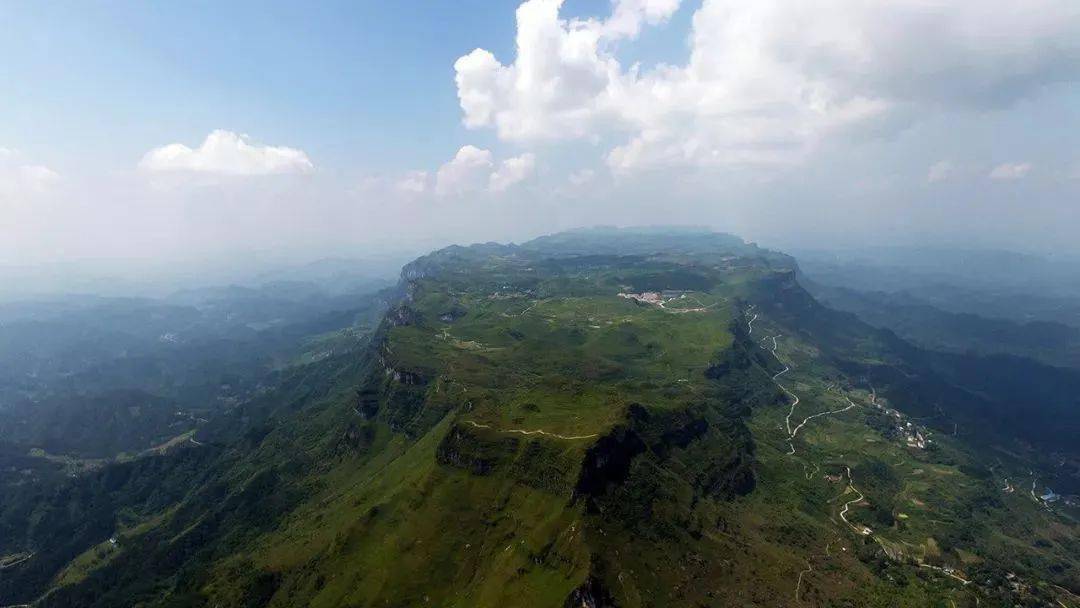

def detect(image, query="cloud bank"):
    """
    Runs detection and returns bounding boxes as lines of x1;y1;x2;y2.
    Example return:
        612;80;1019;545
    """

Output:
5;1;1080;273
139;130;314;176
0;149;60;197
455;0;1080;170
431;146;536;197
489;152;537;192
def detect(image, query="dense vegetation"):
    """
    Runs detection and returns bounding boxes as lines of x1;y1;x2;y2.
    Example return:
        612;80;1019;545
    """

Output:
1;229;1077;607
0;279;389;459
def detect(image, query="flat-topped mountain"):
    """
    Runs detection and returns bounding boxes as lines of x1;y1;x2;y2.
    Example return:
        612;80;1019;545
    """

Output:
2;229;1077;607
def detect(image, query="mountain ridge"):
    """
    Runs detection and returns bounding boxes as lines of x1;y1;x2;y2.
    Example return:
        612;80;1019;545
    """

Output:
1;228;1077;607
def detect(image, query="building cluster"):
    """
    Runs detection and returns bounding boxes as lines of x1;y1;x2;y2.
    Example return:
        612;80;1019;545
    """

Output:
618;291;664;304
903;422;929;450
869;393;931;450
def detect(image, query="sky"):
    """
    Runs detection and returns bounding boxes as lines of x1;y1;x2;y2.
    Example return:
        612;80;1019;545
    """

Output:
2;0;1080;280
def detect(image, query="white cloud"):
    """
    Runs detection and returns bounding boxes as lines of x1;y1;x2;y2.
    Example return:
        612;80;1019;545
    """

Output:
600;0;682;40
435;145;494;197
457;0;1080;170
0;150;61;196
454;0;682;143
396;171;430;195
427;146;539;198
19;165;61;188
139;130;314;176
489;153;537;192
927;161;954;183
988;162;1033;180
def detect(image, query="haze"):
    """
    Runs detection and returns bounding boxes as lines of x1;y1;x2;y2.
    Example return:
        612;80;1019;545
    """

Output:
3;0;1080;290
5;4;1080;603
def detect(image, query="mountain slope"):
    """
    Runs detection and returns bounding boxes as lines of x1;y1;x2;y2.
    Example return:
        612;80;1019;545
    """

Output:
804;279;1080;369
2;229;1077;608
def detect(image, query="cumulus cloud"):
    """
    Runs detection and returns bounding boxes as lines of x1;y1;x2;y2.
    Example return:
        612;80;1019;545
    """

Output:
489;153;537;192
139;130;314;175
0;149;60;196
456;0;1080;170
396;171;431;195
989;162;1033;180
454;0;682;142
435;145;494;197
601;0;681;39
433;146;536;197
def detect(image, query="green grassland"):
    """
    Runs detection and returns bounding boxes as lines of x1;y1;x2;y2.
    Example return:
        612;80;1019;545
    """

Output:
194;257;758;607
5;232;1079;607
739;300;1080;607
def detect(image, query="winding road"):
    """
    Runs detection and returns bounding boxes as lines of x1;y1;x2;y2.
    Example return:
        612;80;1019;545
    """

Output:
766;335;799;433
795;560;814;603
761;330;847;457
789;398;858;441
748;311;858;457
465;420;598;441
0;552;34;570
795;540;841;604
755;330;802;455
744;307;986;602
837;466;871;536
747;308;873;600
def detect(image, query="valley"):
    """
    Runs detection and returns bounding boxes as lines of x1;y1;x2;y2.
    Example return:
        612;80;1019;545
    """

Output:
0;229;1077;607
8;0;1080;604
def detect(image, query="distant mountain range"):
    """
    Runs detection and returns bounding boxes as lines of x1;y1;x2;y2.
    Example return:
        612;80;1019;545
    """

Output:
1;229;1077;607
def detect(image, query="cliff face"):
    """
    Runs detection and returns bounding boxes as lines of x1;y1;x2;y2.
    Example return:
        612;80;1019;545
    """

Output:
275;243;774;607
17;230;1078;608
113;238;767;608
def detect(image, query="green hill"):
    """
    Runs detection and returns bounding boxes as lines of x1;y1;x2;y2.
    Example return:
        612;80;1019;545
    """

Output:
1;229;1077;607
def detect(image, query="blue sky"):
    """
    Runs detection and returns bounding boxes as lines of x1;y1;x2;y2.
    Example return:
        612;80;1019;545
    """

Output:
2;0;695;173
2;0;1079;271
1;1;516;172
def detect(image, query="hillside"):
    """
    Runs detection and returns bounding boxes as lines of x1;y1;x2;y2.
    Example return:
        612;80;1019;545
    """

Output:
802;279;1080;370
1;229;1077;607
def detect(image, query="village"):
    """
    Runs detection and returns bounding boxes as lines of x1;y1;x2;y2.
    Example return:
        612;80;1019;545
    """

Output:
617;290;723;313
867;390;931;450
